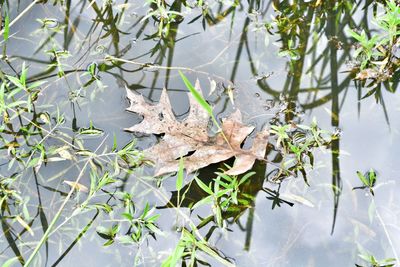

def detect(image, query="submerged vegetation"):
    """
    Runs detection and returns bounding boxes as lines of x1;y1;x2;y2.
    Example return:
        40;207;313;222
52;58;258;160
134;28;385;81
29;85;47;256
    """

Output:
0;0;399;266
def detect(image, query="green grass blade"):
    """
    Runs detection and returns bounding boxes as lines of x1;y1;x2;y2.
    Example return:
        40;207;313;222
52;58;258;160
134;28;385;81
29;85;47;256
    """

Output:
179;71;212;115
176;157;184;191
3;12;9;42
194;177;213;195
179;71;232;148
356;171;369;186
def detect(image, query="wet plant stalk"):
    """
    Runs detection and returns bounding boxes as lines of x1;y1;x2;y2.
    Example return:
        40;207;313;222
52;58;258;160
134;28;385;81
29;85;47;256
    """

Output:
23;137;107;267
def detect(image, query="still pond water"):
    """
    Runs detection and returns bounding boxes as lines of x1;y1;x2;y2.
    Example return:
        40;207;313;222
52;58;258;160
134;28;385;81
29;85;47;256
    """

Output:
0;1;399;266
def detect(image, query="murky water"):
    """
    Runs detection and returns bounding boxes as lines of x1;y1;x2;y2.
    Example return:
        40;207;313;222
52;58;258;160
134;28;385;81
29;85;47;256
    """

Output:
1;1;399;266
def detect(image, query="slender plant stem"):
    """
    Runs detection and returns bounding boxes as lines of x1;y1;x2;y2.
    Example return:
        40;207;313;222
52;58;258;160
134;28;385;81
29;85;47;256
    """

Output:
23;137;108;267
373;198;400;264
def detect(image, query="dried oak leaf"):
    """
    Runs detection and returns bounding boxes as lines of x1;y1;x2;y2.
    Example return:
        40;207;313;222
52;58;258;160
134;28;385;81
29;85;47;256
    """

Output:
125;80;269;176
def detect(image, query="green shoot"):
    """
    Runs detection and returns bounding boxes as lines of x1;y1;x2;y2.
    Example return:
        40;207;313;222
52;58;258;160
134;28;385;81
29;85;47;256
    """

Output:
178;71;232;149
354;169;377;196
176;157;184;207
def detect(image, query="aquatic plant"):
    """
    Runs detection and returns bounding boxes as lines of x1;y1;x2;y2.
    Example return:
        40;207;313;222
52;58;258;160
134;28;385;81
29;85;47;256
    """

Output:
0;0;399;266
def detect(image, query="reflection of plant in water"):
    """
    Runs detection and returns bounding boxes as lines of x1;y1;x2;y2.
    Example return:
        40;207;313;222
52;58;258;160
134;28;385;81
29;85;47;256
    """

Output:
38;0;65;5
0;61;156;265
22;138;151;266
0;174;22;208
154;99;333;265
1;0;399;266
46;48;70;77
242;0;396;235
1;65;48;168
0;173;29;240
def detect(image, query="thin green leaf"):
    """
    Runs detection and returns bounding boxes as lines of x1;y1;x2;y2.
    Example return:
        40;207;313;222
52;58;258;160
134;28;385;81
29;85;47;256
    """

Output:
6;76;25;90
368;168;376;186
194;177;213;195
196;242;235;267
20;63;27;86
3;12;9;42
179;71;212;115
356;171;369;186
239;171;256;185
176;157;184;191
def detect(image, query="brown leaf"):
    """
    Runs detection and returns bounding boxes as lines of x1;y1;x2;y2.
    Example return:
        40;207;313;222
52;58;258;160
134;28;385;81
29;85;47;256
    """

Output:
125;80;209;164
225;129;269;176
126;81;269;176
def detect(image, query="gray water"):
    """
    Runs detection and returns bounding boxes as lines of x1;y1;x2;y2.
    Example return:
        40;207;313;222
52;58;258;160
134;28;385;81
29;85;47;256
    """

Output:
0;1;399;266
